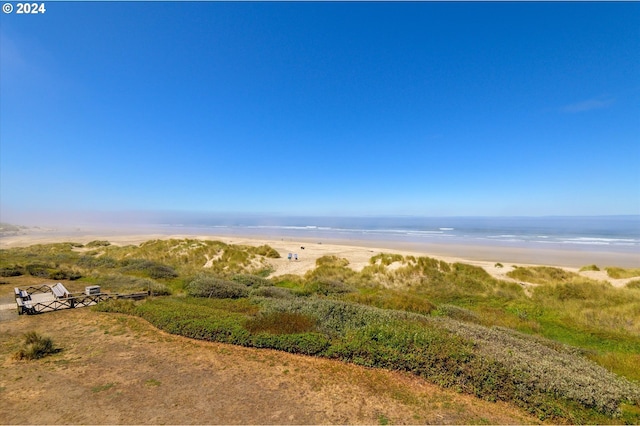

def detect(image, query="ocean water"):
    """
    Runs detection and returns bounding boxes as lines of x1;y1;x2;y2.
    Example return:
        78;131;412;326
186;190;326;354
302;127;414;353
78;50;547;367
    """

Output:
155;215;640;254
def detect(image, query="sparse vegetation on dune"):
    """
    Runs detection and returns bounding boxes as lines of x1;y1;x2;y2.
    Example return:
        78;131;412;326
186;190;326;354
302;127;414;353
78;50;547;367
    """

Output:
579;264;600;272
13;331;58;360
606;266;640;279
507;266;578;285
4;240;640;423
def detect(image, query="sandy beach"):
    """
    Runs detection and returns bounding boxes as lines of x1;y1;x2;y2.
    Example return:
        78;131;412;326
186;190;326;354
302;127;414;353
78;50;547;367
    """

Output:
1;227;637;287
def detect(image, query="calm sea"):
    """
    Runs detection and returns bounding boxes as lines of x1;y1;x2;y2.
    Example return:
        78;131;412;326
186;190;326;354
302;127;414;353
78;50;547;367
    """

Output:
154;215;640;254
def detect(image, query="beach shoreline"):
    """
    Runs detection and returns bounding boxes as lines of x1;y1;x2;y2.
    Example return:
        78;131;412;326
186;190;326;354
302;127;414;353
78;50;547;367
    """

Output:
1;225;638;272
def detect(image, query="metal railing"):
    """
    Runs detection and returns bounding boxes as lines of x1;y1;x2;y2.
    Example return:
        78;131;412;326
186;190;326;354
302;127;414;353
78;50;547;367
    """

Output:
15;288;148;315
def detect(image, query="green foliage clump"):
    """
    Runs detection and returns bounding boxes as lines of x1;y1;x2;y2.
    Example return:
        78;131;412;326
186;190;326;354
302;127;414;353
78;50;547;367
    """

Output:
606;267;640;279
435;304;481;323
507;266;577;285
77;255;118;269
13;331;58;360
304;278;355;296
134;298;252;345
145;279;172;296
256;297;422;336
90;274;168;295
251;245;281;258
230;274;272;287
25;263;56;278
25;263;81;280
251;332;330;355
250;286;295;299
317;255;350;267
86;240;111;247
437;319;640;417
245;311;317;334
120;258;178;279
0;266;24;277
369;253;403;266
627;280;640;290
186;275;249;299
345;290;435;315
579;264;600;272
93;298;138;314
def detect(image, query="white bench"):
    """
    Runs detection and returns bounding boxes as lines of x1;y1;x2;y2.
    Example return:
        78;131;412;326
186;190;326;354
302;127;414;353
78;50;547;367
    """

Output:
51;283;70;299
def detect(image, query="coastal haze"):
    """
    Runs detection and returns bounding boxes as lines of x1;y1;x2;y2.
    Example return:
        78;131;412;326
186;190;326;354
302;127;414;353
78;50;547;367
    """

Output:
1;213;638;268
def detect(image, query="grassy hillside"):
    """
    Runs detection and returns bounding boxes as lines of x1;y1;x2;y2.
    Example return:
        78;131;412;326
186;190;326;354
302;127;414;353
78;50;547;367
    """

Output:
3;239;639;423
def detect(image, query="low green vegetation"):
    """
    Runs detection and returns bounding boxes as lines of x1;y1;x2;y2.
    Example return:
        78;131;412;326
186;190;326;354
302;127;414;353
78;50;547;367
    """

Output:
13;331;59;360
4;240;640;423
506;266;578;285
606;267;640;279
579;264;600;272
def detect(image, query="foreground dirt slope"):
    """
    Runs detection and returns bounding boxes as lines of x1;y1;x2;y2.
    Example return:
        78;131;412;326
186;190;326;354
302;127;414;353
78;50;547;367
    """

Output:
0;308;539;425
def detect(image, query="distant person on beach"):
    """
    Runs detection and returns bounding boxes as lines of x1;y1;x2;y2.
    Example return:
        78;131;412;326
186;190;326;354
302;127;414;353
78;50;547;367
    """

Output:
294;253;298;261
288;253;292;261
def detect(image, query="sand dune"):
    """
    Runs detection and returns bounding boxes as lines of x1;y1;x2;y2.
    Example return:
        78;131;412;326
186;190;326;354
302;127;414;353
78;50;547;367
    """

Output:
2;228;637;287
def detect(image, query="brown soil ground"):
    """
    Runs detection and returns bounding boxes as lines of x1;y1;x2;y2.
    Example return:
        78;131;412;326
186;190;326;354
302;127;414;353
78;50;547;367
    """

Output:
0;298;540;424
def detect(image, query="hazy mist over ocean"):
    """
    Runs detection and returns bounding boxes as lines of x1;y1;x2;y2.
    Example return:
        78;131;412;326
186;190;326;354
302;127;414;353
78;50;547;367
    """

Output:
5;210;638;254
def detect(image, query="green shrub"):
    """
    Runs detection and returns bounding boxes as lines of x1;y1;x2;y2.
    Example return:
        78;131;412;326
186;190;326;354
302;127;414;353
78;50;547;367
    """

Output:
25;263;81;280
580;264;600;272
534;280;610;301
77;256;118;269
86;240;111;247
257;297;423;336
250;286;295;299
93;298;138;314
142;278;171;296
186;275;249;299
345;290;435;315
14;331;58;360
25;263;51;278
252;245;281;258
435;304;481;323
606;267;640;279
437;319;640;417
231;274;272;287
134;298;253;345
369;253;404;266
317;255;350;267
89;274;172;295
306;278;354;296
0;266;24;277
251;332;330;355
120;259;178;279
627;280;640;290
507;266;577;285
245;311;317;334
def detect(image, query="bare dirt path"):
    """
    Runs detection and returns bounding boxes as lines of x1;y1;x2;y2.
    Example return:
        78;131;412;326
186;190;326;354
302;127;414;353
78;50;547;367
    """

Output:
0;308;539;425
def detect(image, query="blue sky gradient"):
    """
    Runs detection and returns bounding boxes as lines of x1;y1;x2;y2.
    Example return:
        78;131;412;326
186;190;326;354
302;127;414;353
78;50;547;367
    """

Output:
1;2;639;220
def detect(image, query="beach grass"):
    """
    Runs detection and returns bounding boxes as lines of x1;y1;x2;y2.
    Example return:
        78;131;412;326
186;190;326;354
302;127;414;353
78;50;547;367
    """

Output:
579;264;600;272
605;267;640;279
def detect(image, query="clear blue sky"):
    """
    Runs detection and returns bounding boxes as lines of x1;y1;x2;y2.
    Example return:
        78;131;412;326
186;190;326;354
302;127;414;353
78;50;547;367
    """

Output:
1;2;639;220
